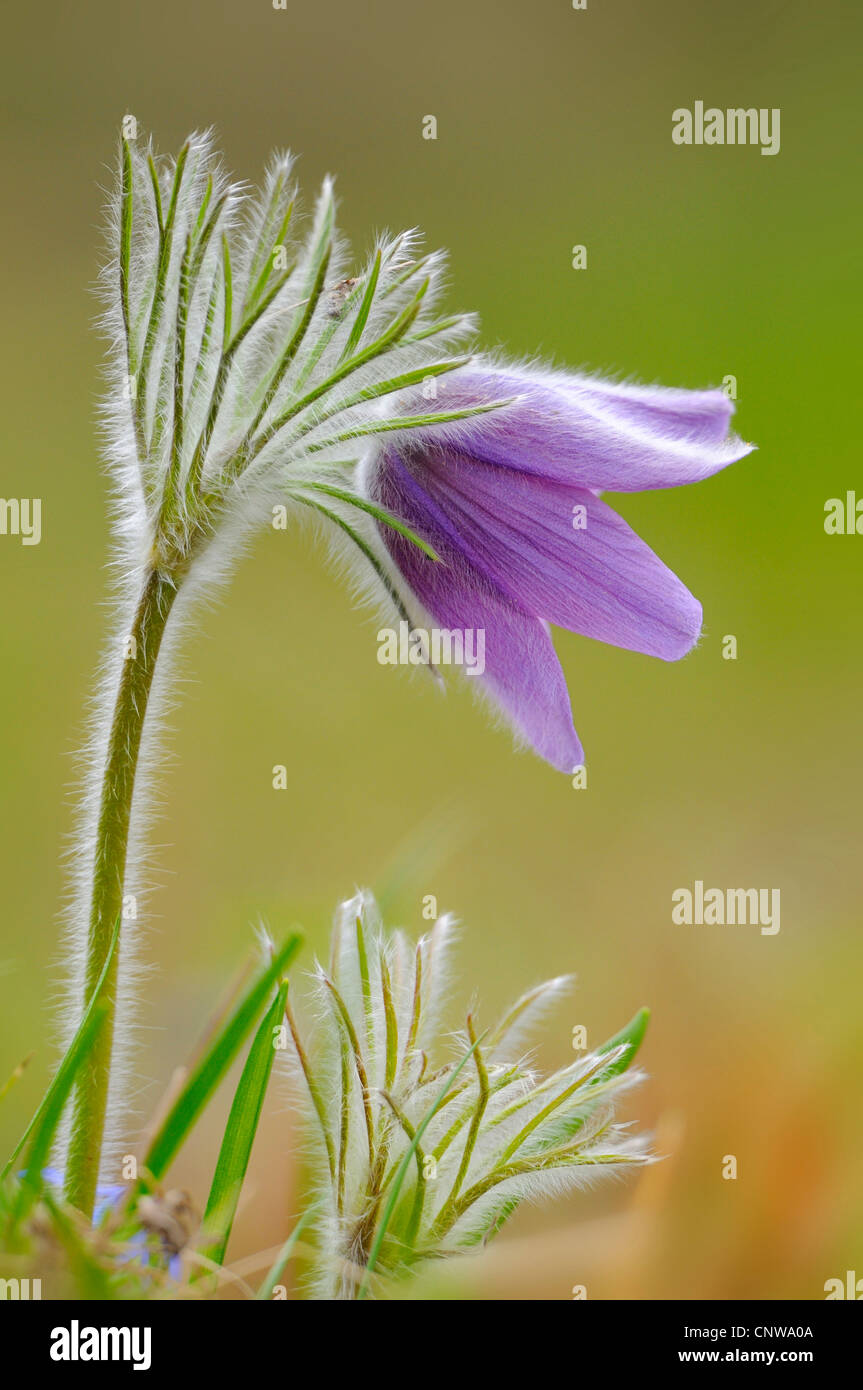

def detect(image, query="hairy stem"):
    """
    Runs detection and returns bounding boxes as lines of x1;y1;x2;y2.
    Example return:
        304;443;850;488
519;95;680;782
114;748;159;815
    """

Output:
64;568;179;1216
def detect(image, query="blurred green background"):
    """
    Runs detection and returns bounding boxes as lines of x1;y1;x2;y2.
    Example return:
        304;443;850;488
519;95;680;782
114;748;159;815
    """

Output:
1;0;860;1298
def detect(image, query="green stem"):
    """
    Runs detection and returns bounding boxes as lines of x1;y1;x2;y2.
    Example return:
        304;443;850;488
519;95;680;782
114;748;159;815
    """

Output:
63;567;179;1216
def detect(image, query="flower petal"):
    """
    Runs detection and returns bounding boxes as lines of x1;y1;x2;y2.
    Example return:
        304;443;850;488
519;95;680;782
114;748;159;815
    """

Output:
412;364;754;492
378;444;703;660
374;452;584;772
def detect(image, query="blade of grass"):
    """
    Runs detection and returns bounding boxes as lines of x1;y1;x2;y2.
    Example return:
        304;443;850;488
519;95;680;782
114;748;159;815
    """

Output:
2;915;121;1184
198;980;288;1267
143;933;301;1181
254;1204;318;1300
15;1001;109;1220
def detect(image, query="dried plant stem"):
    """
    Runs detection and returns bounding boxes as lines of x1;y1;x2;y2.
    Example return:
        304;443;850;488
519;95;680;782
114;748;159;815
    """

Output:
64;568;178;1216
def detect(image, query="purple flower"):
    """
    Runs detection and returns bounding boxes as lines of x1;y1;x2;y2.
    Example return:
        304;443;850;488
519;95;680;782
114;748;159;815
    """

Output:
367;362;754;771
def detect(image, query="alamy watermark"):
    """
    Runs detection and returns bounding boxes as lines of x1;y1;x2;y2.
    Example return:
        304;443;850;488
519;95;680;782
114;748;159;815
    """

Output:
824;492;863;534
0;497;41;545
377;620;486;676
824;1270;863;1299
672;880;781;935
50;1321;151;1370
0;1276;41;1299
672;102;780;156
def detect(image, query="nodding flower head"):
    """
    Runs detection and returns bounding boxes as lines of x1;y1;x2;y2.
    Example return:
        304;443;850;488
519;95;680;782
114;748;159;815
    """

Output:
285;892;651;1299
365;365;755;770
107;128;753;768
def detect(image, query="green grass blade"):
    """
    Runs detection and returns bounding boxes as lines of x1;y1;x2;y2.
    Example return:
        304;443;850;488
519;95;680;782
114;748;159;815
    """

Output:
198;980;288;1266
143;933;301;1181
255;1204;318;1299
15;1001;108;1220
2;915;121;1184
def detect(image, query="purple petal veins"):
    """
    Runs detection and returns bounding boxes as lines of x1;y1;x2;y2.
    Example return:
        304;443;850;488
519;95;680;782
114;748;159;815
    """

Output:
368;362;754;771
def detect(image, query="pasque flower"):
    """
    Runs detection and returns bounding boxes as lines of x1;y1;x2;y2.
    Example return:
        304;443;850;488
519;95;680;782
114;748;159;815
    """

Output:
286;892;650;1299
366;365;754;770
61;127;487;1211
60;123;748;1216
